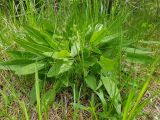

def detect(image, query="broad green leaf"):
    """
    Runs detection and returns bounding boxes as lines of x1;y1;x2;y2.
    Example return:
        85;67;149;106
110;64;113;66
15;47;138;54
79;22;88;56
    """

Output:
0;59;35;71
84;57;97;68
35;65;41;119
95;89;107;112
123;47;154;64
16;39;53;52
26;34;37;44
99;56;116;71
0;64;21;71
98;33;119;46
85;25;94;42
63;78;70;87
41;80;62;112
96;81;103;90
24;25;48;45
90;25;120;46
101;75;121;114
40;32;58;49
0;59;35;65
90;28;107;46
139;40;160;45
7;50;36;59
53;50;70;59
15;38;54;56
85;74;97;91
14;62;45;75
71;41;80;57
24;25;58;48
30;80;43;104
43;50;70;59
47;60;73;77
42;52;54;58
92;47;102;54
123;47;152;55
0;60;45;75
94;24;103;31
62;76;72;87
126;53;154;64
83;47;90;59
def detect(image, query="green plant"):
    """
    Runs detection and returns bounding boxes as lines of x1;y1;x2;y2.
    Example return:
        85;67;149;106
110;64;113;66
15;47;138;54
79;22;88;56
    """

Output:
0;0;159;119
0;23;154;118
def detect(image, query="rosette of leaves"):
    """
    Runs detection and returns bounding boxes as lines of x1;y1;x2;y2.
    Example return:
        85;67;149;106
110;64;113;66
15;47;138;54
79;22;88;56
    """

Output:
0;24;154;117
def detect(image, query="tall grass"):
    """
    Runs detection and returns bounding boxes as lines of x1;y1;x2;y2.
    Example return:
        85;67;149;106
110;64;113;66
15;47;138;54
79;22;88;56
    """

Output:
0;75;30;120
0;0;159;119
